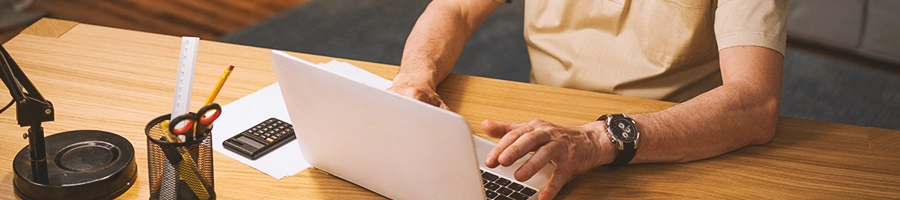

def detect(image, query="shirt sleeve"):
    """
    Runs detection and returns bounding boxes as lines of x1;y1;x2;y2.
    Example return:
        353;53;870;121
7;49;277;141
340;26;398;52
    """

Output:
715;0;788;55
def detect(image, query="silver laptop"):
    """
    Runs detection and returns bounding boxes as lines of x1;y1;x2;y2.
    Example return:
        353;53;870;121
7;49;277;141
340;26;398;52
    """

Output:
271;50;555;200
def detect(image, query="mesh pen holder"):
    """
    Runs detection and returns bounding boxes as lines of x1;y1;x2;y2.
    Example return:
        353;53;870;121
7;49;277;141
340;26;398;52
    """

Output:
145;114;216;200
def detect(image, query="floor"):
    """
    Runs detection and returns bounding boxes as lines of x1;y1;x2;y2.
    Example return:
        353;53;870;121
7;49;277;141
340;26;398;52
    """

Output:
0;0;308;43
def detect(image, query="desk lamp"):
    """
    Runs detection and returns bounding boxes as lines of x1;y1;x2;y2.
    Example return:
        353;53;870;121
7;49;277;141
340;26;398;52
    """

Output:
1;45;137;200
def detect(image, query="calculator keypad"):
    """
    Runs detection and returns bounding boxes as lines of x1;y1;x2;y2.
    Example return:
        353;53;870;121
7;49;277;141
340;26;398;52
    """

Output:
246;118;294;144
224;118;298;160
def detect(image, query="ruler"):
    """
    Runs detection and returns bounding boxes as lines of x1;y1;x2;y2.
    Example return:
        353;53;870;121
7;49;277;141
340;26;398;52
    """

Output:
171;37;199;121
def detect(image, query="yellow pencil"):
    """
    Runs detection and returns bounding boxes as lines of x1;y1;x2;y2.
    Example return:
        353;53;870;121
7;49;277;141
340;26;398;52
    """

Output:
204;65;234;105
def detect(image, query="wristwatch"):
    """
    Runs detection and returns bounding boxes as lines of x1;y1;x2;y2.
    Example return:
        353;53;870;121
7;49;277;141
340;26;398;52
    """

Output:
597;114;640;166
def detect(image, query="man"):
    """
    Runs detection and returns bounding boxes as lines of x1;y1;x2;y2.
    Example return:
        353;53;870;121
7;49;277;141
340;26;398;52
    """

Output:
388;0;787;199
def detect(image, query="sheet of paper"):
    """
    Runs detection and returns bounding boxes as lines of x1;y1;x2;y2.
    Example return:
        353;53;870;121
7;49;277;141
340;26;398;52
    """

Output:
212;60;392;179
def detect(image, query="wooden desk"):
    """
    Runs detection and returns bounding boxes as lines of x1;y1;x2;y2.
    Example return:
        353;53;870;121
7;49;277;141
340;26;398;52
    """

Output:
1;18;898;199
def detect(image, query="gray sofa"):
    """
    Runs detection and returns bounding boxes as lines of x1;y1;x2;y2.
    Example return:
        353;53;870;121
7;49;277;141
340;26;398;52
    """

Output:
788;0;900;65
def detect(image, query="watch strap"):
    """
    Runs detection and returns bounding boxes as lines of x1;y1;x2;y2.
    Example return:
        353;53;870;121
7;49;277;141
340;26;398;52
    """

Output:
610;142;635;166
598;114;638;166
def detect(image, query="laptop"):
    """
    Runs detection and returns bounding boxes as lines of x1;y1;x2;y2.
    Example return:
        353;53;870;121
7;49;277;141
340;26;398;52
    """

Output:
271;50;556;200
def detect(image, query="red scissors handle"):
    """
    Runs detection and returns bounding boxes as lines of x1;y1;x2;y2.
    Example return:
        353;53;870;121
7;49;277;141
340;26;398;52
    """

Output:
170;114;196;136
169;103;222;141
197;103;222;126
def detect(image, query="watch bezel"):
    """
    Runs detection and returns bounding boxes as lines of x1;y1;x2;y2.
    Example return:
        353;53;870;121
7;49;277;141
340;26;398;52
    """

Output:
603;114;640;150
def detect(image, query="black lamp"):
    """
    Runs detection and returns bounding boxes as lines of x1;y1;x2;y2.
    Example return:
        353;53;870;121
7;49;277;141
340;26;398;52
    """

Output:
1;45;137;199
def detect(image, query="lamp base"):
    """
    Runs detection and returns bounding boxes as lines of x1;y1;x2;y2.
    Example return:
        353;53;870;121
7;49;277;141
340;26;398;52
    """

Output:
13;130;137;200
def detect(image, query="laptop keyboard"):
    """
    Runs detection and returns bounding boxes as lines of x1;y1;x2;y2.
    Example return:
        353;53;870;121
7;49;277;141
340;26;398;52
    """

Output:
481;170;538;200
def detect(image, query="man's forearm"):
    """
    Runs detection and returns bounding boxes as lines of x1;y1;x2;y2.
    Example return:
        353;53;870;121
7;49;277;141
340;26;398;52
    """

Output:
630;83;779;163
615;46;783;163
394;0;499;89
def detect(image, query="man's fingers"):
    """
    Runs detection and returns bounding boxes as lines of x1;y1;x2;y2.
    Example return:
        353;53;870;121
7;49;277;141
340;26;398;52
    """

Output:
485;122;531;168
481;120;523;138
429;96;450;110
427;92;450;110
387;85;449;109
499;131;551;166
539;168;571;200
513;141;561;182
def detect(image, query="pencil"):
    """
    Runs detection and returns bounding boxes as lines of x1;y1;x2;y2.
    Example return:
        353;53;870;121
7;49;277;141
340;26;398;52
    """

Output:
204;64;234;105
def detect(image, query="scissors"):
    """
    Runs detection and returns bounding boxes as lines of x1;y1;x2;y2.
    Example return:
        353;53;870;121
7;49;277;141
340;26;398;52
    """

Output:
169;103;222;142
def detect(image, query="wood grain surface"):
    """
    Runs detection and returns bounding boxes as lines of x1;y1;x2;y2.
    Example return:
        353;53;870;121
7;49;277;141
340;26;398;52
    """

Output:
0;19;898;199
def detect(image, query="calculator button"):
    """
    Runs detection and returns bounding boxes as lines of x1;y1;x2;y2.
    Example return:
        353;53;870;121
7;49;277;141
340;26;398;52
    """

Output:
266;138;274;143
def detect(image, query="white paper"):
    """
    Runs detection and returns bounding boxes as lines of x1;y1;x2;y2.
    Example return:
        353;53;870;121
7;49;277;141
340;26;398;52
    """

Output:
213;60;391;179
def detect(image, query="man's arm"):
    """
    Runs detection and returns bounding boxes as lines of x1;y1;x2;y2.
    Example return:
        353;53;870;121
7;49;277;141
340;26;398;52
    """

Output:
388;0;500;109
613;46;782;163
483;46;783;199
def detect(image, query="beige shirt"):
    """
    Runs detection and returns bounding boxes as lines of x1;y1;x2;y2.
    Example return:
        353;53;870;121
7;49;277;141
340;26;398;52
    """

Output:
523;0;788;102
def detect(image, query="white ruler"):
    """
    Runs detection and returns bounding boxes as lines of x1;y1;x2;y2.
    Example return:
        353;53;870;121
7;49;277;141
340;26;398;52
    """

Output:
171;37;199;121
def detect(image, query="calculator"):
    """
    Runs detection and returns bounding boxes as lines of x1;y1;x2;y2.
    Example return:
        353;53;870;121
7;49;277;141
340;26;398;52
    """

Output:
223;118;297;160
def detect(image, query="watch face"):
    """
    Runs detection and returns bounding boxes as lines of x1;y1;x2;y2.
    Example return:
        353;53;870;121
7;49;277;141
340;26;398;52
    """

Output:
610;118;637;142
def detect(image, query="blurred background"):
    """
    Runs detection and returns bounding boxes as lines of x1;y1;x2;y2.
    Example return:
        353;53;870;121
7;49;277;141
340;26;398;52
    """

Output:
1;0;898;130
0;0;308;42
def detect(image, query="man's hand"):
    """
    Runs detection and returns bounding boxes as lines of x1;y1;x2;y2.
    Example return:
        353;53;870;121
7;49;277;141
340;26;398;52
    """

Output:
482;120;615;200
388;0;499;110
387;83;449;110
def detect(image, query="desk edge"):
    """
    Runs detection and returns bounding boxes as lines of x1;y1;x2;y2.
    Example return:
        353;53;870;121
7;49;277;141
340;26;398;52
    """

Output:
20;18;79;38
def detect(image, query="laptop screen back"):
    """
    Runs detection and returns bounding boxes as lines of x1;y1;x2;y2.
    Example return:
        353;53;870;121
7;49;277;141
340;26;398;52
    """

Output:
271;51;485;199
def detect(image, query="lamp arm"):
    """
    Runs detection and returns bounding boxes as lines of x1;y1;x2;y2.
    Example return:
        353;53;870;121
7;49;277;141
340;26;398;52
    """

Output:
0;45;54;127
0;44;53;184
